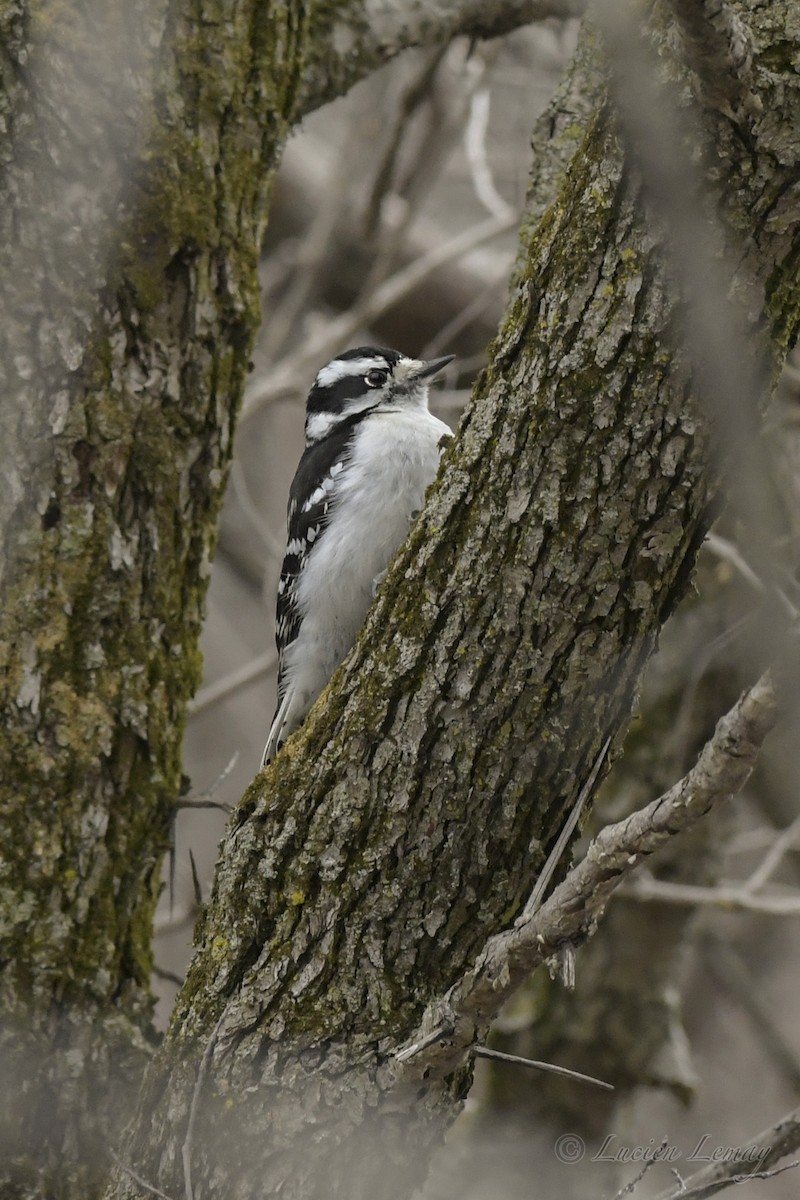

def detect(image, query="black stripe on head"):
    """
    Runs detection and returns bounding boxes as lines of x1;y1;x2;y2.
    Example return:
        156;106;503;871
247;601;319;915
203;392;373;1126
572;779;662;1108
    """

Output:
307;347;404;415
307;373;374;414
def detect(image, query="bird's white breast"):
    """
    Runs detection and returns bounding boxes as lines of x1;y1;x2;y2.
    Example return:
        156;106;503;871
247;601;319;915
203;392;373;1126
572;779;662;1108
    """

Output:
281;403;451;708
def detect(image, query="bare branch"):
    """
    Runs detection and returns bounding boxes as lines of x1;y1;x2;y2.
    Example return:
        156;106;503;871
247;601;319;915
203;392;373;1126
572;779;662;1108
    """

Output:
302;0;587;113
154;901;195;934
243;212;515;417
464;83;514;220
471;1045;614;1090
704;531;765;595
188;850;204;909
184;754;240;802
395;672;778;1080
520;736;611;919
651;1107;800;1200
362;45;450;243
182;1016;225;1200
620;875;800;915
153;965;185;989
742;809;800;894
704;533;799;620
612;1141;670;1200
229;463;284;562
110;1152;176;1200
621;807;800;910
419;282;505;361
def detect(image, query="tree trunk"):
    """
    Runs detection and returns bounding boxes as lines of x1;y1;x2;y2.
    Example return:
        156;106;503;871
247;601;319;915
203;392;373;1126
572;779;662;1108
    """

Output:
0;1;310;1190
0;4;584;1198
108;7;800;1199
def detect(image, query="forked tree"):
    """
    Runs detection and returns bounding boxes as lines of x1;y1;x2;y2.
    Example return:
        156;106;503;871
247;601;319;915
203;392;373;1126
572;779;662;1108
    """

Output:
1;2;799;1199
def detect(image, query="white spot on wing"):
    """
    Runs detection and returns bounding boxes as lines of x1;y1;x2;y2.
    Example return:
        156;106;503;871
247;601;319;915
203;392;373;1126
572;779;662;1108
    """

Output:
303;485;327;512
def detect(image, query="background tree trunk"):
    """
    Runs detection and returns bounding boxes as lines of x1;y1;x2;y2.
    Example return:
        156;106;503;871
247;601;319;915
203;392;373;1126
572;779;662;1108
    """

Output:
1;2;540;1194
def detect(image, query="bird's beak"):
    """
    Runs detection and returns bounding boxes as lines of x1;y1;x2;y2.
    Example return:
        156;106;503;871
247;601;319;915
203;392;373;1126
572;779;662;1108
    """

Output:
409;355;455;381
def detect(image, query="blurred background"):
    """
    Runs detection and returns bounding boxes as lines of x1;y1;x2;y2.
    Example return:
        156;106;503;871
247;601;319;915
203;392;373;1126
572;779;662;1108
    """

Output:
155;16;800;1199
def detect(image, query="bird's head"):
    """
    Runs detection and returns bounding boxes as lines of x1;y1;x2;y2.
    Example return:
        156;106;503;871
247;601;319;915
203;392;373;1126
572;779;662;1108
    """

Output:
304;346;453;445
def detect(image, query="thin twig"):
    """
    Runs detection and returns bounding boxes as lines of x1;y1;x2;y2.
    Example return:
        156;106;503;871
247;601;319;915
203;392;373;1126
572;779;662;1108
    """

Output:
704;533;799;620
111;1150;176;1200
154;901;195;934
153;964;185;988
727;824;800;856
521;736;612;919
261;137;361;361
611;1140;670;1200
182;1014;226;1200
464;86;514;220
472;1045;614;1090
653;1132;800;1200
229;462;284;561
188;850;203;908
742;810;800;895
395;671;778;1081
177;799;234;814
362;45;449;241
419;278;504;360
620;874;800;914
395;1021;455;1065
704;532;764;593
360;40;483;294
680;1158;800;1196
190;753;240;800
176;753;240;816
397;741;611;1067
243;212;515;418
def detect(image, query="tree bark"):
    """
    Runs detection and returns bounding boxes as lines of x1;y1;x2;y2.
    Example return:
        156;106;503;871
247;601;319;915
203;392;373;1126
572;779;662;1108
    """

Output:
0;2;554;1196
107;6;800;1200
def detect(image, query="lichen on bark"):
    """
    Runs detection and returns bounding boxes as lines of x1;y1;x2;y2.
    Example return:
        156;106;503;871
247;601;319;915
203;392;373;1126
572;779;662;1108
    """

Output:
0;1;307;1194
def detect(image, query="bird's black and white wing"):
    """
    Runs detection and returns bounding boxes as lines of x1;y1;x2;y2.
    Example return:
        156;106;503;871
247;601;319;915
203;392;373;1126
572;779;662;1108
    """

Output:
261;433;349;765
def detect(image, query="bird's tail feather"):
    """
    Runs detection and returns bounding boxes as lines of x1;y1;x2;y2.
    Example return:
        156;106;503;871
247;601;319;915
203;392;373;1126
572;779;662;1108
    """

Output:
260;690;293;768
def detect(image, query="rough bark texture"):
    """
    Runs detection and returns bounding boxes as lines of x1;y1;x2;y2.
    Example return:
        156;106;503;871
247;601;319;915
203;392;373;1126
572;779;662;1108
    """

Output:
300;0;586;114
0;3;307;1193
108;6;800;1200
0;2;553;1197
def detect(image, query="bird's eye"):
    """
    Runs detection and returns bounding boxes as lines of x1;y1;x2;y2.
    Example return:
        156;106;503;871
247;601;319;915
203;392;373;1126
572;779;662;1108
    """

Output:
365;369;388;388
